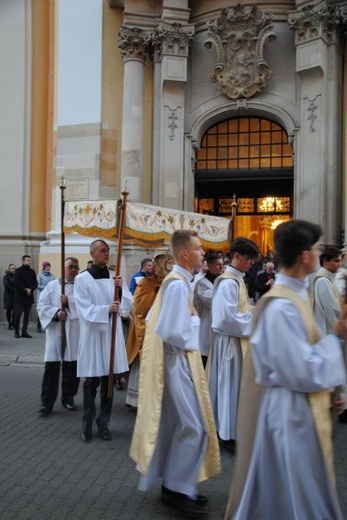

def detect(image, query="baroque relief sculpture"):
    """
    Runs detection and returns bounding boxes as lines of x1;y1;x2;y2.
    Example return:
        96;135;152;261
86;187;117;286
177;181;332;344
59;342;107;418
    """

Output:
288;2;347;45
152;21;195;61
204;4;276;99
118;26;152;62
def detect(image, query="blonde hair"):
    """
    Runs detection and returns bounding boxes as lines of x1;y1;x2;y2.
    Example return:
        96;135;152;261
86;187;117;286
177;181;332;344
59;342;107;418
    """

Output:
170;230;198;259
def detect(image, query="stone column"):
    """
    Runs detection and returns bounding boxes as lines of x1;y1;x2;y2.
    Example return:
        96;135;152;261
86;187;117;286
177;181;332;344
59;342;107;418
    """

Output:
152;19;195;210
343;36;347;248
118;26;151;201
289;2;347;244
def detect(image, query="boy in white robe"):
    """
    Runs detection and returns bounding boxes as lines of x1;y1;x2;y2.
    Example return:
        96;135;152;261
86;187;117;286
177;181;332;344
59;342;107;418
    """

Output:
130;230;221;518
227;220;347;520
74;240;133;442
311;245;342;336
209;237;259;451
38;257;80;414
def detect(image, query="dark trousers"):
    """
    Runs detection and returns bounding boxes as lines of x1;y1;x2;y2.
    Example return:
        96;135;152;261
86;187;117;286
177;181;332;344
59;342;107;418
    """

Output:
6;309;14;327
82;376;113;427
13;303;31;334
41;361;80;409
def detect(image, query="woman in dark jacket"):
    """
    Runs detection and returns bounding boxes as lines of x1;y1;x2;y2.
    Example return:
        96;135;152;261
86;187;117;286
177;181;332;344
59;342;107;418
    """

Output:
3;264;16;329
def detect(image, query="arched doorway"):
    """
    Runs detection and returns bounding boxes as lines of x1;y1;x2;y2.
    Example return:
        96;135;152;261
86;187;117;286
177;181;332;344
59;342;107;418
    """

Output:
194;116;293;256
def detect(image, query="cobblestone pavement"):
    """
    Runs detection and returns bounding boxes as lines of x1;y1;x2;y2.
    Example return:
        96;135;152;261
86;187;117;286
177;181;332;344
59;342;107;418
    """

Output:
0;322;346;519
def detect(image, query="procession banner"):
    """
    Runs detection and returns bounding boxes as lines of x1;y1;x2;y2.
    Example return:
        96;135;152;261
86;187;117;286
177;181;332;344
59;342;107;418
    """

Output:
64;200;230;250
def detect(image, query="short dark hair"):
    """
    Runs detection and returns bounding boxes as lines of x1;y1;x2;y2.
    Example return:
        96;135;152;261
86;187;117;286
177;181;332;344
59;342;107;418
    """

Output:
319;245;341;266
22;255;31;261
274;220;322;268
230;237;259;260
206;254;223;265
141;258;153;269
65;257;79;265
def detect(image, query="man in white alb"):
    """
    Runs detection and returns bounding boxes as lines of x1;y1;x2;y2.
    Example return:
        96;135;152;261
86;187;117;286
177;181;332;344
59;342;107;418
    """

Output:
38;257;80;414
209;237;259;452
74;240;133;442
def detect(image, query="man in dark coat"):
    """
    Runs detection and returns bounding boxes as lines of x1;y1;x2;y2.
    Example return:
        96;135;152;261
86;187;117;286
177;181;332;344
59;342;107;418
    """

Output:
3;264;16;329
13;255;38;338
254;261;276;301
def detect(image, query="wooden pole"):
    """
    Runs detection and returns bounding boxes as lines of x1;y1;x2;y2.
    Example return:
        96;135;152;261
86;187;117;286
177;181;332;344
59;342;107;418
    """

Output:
60;176;67;357
107;186;130;398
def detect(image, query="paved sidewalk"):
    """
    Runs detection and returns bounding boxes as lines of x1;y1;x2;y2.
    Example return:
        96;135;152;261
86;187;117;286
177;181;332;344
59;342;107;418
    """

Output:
0;322;234;520
0;321;45;365
0;322;346;519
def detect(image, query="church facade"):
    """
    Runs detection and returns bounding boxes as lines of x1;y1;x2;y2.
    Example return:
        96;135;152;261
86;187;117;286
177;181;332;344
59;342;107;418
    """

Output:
1;0;347;318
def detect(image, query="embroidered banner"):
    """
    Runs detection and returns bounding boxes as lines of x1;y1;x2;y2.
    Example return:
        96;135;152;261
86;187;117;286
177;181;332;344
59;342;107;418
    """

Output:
64;200;230;250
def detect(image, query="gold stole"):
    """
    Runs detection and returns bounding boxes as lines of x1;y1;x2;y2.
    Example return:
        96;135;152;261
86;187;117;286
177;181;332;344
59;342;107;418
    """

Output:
311;272;344;310
257;285;335;487
129;271;221;481
208;271;250;375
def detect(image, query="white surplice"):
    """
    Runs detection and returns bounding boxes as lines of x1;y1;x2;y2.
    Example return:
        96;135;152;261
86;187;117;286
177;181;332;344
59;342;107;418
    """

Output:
37;279;79;362
139;265;208;498
209;266;252;441
194;275;213;357
312;267;342;336
234;274;345;520
74;271;133;377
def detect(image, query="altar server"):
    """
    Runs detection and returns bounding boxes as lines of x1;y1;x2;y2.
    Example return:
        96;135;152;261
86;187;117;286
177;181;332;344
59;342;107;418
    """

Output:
74;239;133;442
38;257;80;414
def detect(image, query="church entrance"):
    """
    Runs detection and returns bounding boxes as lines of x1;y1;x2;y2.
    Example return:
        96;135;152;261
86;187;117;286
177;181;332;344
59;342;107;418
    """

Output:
194;117;293;256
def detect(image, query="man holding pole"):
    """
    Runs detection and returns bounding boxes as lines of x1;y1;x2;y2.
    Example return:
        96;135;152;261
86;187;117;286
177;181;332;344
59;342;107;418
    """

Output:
74;239;133;442
37;257;80;415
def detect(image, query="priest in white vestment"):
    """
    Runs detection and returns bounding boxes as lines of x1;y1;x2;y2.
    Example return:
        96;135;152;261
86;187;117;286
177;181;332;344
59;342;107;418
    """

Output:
74;240;133;442
209;237;259;451
226;220;347;520
37;257;80;414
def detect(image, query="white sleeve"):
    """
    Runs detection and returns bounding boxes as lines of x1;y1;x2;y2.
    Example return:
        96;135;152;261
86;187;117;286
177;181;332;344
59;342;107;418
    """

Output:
155;280;200;351
251;298;346;392
212;279;252;337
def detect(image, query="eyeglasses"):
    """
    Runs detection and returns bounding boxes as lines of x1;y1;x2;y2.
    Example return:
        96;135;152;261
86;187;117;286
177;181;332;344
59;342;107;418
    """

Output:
66;265;79;270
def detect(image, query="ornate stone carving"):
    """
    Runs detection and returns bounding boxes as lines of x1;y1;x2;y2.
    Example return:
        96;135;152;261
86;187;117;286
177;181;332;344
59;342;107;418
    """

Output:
204;4;276;100
304;95;321;132
118;26;152;62
167;106;179;141
288;2;347;45
152;21;195;61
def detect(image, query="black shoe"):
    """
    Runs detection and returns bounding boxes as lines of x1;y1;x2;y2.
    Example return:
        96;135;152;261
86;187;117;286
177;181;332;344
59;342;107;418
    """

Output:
8;325;14;330
161;488;208;517
219;438;236;454
36;327;43;333
115;381;123;391
39;406;52;415
14;332;20;338
21;332;32;338
81;419;92;442
62;401;77;412
162;486;208;505
97;424;112;441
